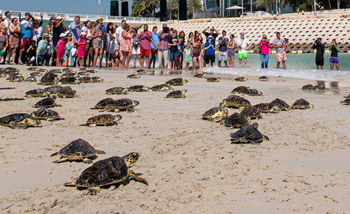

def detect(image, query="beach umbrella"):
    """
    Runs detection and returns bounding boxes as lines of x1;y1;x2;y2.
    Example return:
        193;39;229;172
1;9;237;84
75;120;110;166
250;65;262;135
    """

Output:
226;5;244;17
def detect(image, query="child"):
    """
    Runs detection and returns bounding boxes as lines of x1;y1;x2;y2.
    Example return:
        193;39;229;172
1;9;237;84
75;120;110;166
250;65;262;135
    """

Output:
56;33;66;67
168;30;178;70
77;32;86;68
175;37;184;69
183;43;192;71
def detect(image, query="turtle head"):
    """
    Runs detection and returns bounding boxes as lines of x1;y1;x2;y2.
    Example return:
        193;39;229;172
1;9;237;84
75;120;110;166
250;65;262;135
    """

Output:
133;100;140;107
251;123;259;129
183;79;188;83
123;152;140;167
20;118;41;128
113;115;123;121
51;95;57;100
219;102;225;107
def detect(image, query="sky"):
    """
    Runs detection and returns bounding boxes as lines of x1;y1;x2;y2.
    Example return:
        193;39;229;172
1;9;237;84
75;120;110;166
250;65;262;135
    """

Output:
0;0;110;15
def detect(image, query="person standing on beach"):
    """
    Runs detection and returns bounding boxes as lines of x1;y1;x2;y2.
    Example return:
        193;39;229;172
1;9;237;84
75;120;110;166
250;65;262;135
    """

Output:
0;26;8;63
37;33;52;66
227;34;235;68
202;26;219;67
158;24;169;69
203;35;215;67
149;26;159;68
2;11;12;64
237;32;251;68
19;12;33;64
91;18;103;68
139;24;152;68
329;39;340;70
69;16;83;42
192;32;202;71
312;38;325;70
116;20;126;67
7;18;20;64
168;30;178;71
272;32;287;69
132;30;140;68
217;30;228;67
52;17;66;66
120;23;132;70
258;34;271;69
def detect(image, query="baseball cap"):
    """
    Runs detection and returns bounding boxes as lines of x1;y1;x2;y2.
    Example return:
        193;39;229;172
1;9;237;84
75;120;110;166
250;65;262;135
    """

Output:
59;33;65;38
208;35;213;39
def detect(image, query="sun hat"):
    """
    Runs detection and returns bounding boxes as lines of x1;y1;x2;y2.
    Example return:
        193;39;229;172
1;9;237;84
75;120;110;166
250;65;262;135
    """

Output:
97;16;103;20
80;31;86;36
59;33;65;38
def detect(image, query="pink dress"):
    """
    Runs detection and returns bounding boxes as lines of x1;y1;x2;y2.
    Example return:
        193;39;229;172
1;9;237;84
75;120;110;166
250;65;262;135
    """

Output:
56;39;66;59
77;38;86;58
259;41;271;55
120;31;132;53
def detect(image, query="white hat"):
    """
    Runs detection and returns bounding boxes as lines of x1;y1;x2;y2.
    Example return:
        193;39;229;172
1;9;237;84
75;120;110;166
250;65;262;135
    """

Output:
59;33;65;38
57;16;62;19
284;36;289;39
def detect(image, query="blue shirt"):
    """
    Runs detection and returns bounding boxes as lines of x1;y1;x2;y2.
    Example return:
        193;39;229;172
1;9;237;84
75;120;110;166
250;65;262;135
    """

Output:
150;32;159;49
204;41;215;55
69;21;81;40
21;19;32;39
100;25;106;33
37;39;53;55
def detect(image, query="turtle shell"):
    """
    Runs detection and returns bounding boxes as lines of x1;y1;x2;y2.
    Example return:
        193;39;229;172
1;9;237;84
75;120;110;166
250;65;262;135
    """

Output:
234;77;248;82
231;86;250;94
91;76;103;82
127;74;141;79
206;77;220;82
93;98;115;109
25;89;47;97
44;86;63;94
259;76;269;81
59;77;79;84
246;89;263;96
230;123;266;144
40;71;58;85
0;113;40;128
201;107;228;122
194;73;206;78
224;95;251;108
253;103;276;113
270;98;290;111
83;114;122;126
58;139;97;157
105;87;128;95
31;108;61;120
57;86;76;98
240;107;262;119
166;78;188;86
76;156;128;187
151;84;173;92
166;90;187;98
340;98;350;105
34;96;58;108
78;76;92;83
291;98;313;109
106;99;138;111
224;113;249;128
302;84;314;90
128;85;151;92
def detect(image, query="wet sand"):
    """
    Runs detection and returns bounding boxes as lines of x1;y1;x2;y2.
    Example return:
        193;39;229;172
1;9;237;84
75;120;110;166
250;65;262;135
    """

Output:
0;65;350;213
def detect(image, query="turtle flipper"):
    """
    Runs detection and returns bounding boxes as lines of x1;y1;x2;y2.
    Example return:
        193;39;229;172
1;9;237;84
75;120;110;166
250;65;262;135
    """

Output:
50;152;59;157
127;107;134;113
53;157;68;163
212;116;223;123
129;170;148;185
64;182;77;187
263;134;270;141
88;187;100;195
83;158;93;164
96;150;106;154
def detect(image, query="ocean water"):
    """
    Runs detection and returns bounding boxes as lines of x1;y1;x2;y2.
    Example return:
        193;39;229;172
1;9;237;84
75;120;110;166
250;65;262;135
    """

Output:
203;53;350;82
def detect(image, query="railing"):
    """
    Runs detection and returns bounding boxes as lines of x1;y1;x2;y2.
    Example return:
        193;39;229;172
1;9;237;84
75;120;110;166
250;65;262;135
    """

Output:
0;9;160;23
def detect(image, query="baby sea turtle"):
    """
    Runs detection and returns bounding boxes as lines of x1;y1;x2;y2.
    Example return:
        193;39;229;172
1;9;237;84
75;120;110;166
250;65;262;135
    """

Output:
290;98;314;109
78;76;91;83
194;73;206;78
340;98;350;105
64;153;148;194
105;87;128;95
231;86;250;94
92;98;116;109
44;86;63;94
51;138;105;163
166;90;187;98
31;108;63;121
58;77;80;84
29;72;42;77
91;76;103;83
80;114;122;126
25;88;47;98
57;86;76;98
223;113;249;128
234;77;248;82
201;106;228;122
166;78;188;86
25;76;37;82
222;95;251;108
302;84;314;90
33;95;62;108
86;69;97;73
240;107;262;119
230;123;269;144
270;98;290;111
0;113;40;129
7;75;24;82
151;84;174;92
39;71;58;85
128;85;151;92
253;103;280;113
127;74;141;79
102;98;139;112
206;77;220;82
259;76;269;81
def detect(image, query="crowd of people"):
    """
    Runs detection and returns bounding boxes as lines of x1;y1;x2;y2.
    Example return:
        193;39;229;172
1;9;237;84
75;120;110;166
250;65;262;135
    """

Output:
0;11;341;71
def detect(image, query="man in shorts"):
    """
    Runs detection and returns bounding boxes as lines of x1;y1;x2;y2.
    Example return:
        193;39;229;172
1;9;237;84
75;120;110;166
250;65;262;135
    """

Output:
273;32;287;69
19;12;33;64
139;24;152;68
237;32;251;68
217;30;228;67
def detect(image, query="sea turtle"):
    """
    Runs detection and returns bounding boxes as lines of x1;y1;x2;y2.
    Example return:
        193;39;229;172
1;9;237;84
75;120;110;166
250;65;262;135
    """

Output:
33;95;62;108
105;87;128;95
62;67;73;72
0;113;40;129
166;90;187;98
78;76;91;83
230;123;269;144
136;69;147;73
344;94;350;99
92;98;116;109
39;71;58;85
201;106;228;122
6;75;24;82
64;153;148;194
193;73;206;78
166;78;188;86
127;74;141;79
151;84;174;92
340;98;350;105
231;86;250;94
31;108;63;121
206;77;220;82
259;76;269;81
57;86;76;98
240;107;262;119
86;69;97;73
58;77;80;84
78;71;89;76
4;67;19;73
51;138;105;163
234;77;248;82
290;98;314;109
80;114;122;126
253;103;280;113
91;76;103;83
44;86;63;94
102;98;139;112
246;89;263;96
27;67;40;71
302;84;314;90
25;88;47;98
29;72;42;77
223;113;250;128
61;71;77;78
222;95;251;108
128;85;151;92
25;76;37;82
270;98;290;111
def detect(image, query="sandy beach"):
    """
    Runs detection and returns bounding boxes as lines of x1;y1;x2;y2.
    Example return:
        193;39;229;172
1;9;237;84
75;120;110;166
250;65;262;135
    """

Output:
0;65;350;213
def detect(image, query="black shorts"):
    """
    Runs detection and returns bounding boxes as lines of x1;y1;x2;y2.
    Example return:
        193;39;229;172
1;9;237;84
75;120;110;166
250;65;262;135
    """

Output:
316;57;324;66
205;55;215;64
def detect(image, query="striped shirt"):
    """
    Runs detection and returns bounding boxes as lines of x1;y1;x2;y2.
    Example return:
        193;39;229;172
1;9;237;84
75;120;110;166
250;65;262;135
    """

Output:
158;32;168;50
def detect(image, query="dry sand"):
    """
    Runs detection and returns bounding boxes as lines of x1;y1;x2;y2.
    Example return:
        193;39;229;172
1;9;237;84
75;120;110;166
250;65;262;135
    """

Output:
0;65;350;213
